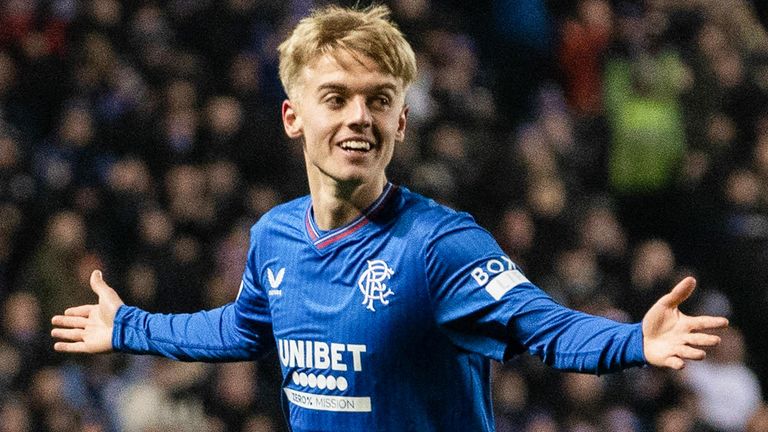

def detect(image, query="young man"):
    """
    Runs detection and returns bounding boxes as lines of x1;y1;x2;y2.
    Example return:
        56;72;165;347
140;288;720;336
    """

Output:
52;5;728;431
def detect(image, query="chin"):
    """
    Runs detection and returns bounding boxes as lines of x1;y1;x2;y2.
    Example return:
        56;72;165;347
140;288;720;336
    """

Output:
312;160;384;186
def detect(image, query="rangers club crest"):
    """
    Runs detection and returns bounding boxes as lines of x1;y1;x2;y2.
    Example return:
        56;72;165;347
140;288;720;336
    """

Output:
358;260;395;312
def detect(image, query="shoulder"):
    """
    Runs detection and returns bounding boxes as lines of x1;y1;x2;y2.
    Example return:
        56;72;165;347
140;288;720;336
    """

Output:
249;195;310;239
396;186;485;241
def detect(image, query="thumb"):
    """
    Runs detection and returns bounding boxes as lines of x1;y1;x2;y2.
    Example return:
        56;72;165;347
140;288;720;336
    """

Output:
90;270;111;296
658;276;696;309
90;269;124;316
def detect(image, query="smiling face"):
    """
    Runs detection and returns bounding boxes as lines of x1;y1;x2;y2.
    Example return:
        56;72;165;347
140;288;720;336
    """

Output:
282;49;408;193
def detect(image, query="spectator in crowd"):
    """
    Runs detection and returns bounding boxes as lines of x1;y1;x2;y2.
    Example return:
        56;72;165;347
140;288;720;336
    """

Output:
558;0;614;118
683;326;763;431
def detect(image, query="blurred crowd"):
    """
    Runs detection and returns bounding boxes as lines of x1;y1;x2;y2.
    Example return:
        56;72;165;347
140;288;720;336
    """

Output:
1;0;767;431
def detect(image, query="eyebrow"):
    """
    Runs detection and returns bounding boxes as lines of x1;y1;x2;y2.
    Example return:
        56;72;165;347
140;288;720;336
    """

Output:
316;82;398;94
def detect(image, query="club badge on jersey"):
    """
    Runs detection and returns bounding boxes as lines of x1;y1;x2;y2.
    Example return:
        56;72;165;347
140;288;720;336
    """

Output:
357;259;395;312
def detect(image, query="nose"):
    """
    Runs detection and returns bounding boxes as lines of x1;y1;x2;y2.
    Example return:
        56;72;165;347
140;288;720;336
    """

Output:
346;96;372;130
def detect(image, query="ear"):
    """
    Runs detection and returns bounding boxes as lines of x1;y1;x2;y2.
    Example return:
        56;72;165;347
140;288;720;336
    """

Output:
282;100;303;139
395;104;409;142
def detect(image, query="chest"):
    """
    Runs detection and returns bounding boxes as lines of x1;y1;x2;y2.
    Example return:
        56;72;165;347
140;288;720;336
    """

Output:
259;237;434;357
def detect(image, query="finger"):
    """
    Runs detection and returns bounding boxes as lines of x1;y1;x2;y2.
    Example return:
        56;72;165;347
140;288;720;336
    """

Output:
51;328;84;342
677;345;707;361
64;305;95;317
684;333;721;347
665;356;685;370
51;315;89;329
54;341;89;353
688;316;729;331
90;270;110;296
658;277;696;308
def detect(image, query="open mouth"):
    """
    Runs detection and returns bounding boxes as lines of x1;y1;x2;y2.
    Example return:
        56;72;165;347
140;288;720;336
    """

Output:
338;140;374;153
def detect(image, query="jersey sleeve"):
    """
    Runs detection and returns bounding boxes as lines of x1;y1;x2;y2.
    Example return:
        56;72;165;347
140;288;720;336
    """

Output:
424;216;646;374
112;226;274;362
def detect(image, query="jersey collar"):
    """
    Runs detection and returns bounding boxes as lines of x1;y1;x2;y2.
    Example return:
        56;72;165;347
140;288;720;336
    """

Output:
305;182;398;250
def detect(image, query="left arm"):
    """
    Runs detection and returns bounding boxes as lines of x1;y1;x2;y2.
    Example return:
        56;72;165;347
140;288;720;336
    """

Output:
425;219;727;373
504;284;646;374
506;276;727;373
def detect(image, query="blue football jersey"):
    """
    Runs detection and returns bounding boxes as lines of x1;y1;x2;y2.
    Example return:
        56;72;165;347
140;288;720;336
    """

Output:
113;184;646;431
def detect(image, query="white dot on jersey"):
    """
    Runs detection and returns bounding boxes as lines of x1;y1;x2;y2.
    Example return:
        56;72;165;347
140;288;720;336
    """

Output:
327;375;337;390
337;376;348;391
299;373;308;387
308;373;317;388
317;374;327;389
292;372;300;385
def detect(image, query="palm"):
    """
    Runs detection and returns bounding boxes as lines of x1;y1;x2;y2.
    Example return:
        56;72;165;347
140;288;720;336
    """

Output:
642;277;729;369
51;270;124;354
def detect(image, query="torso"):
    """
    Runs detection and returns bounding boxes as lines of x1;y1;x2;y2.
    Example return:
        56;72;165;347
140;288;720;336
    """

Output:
247;185;497;431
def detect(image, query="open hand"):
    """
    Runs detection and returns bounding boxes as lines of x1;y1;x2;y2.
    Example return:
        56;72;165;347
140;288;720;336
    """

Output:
642;277;729;369
51;270;124;353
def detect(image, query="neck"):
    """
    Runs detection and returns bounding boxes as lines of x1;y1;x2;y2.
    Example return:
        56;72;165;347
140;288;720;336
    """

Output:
308;174;387;231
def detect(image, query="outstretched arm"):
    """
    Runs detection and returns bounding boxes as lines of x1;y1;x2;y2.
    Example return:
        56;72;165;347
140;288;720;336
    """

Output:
642;276;729;369
423;221;728;373
51;270;273;361
504;276;729;373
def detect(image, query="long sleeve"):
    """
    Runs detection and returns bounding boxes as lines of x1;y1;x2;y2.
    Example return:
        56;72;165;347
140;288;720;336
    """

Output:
503;283;645;374
112;301;273;361
425;216;646;374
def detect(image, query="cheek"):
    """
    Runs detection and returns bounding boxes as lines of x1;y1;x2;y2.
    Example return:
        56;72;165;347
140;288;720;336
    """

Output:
300;122;325;145
304;113;339;138
381;113;405;138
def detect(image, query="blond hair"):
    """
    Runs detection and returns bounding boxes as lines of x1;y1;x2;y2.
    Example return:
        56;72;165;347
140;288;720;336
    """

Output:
278;4;417;99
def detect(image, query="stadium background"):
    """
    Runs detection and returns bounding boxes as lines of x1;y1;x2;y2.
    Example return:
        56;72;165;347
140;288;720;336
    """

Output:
1;0;768;430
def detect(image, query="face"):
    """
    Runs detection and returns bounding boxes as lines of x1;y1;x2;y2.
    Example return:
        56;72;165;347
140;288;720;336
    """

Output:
282;50;408;190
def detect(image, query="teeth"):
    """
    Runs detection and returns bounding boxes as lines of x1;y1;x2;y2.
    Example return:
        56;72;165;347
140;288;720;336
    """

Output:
340;140;371;151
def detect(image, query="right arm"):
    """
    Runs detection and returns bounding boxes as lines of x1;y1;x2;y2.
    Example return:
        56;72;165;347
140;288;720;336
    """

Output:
112;299;272;362
52;268;274;362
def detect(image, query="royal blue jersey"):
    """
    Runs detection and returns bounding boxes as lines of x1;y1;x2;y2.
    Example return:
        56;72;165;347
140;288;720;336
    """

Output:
113;184;646;431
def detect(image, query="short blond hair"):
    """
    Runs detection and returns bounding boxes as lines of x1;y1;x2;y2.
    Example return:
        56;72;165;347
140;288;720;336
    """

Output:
278;4;417;99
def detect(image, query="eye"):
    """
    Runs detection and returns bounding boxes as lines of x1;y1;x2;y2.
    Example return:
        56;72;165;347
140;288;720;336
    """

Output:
324;95;345;109
371;95;391;110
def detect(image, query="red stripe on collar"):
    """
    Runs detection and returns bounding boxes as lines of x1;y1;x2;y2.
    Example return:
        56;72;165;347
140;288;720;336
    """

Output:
306;183;397;249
